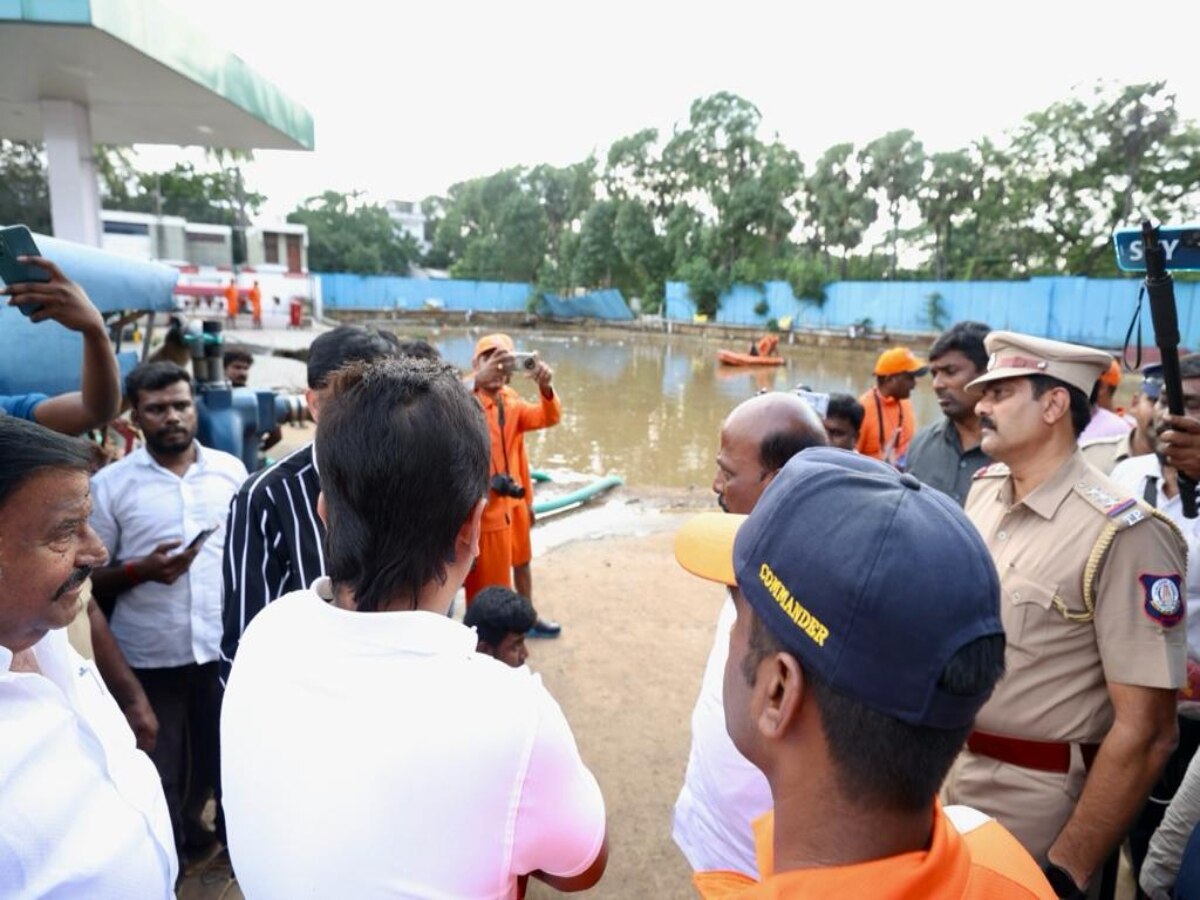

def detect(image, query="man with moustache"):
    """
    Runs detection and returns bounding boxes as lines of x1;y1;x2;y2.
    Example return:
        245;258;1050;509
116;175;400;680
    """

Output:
941;332;1186;898
0;416;177;897
89;362;247;861
673;391;828;876
905;321;992;505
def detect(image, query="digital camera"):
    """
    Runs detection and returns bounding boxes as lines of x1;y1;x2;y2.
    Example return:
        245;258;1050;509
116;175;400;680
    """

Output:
490;473;526;499
512;351;538;371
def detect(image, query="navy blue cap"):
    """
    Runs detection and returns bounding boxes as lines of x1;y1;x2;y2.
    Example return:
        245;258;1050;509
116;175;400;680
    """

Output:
1141;363;1164;400
675;448;1004;730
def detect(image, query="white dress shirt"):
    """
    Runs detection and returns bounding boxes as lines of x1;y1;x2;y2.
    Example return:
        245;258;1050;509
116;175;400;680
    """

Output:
222;579;607;900
90;444;247;668
673;593;772;876
1111;454;1200;660
0;628;177;897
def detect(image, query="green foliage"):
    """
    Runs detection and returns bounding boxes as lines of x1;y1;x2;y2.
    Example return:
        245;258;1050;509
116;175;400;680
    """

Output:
677;256;728;318
784;256;830;306
753;297;770;316
0;140;50;233
858;129;925;278
803;142;877;279
5;81;1198;307
288;191;418;275
923;291;950;330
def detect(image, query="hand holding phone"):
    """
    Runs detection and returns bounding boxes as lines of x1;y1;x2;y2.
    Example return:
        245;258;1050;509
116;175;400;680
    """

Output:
186;526;219;553
0;225;50;316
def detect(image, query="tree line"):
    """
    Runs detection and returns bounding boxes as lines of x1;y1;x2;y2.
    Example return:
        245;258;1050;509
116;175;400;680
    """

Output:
1;81;1196;316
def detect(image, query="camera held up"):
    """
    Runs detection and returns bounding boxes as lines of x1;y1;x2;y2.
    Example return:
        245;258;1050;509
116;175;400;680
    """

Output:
490;473;526;499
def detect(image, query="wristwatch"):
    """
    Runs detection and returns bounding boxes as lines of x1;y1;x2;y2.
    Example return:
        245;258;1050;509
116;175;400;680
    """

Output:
1043;862;1084;899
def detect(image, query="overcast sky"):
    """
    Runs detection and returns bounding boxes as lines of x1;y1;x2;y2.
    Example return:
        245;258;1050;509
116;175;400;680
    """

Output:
153;0;1200;220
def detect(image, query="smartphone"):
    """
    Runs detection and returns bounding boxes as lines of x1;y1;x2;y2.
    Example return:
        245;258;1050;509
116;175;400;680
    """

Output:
0;225;49;316
186;526;219;553
796;389;831;418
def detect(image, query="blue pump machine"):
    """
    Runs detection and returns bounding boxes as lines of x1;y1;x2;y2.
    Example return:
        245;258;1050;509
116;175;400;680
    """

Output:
188;319;306;472
0;230;299;471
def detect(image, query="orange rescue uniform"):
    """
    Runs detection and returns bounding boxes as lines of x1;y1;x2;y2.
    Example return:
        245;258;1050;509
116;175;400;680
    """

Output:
465;384;560;601
856;387;916;463
511;433;534;567
693;805;1053;899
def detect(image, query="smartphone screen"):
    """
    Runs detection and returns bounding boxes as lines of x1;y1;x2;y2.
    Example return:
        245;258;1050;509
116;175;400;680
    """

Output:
0;225;49;316
186;526;218;552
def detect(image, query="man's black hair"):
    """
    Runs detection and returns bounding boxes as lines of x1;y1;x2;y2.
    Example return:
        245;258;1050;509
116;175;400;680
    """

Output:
307;326;402;389
825;394;865;433
1177;354;1200;381
125;361;193;407
1029;375;1091;439
760;426;827;473
742;612;1004;812
224;347;254;368
929;321;991;373
397;339;441;362
463;586;538;647
316;357;489;612
0;416;95;510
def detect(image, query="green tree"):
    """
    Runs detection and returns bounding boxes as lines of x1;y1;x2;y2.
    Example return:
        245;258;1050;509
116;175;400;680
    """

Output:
858;129;925;279
1003;81;1200;275
0;140;51;233
803;143;877;279
287;190;418;274
916;149;976;279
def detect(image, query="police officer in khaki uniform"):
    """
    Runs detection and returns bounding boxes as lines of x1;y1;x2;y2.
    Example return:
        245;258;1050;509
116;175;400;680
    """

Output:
941;331;1187;898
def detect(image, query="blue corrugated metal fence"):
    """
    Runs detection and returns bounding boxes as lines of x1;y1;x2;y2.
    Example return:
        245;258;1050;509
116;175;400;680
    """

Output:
664;277;1200;348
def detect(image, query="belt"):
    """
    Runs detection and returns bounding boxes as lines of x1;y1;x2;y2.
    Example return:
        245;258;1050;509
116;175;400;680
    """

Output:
967;730;1100;774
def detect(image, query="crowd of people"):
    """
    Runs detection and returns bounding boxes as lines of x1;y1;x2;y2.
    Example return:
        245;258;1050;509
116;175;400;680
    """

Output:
8;255;1200;898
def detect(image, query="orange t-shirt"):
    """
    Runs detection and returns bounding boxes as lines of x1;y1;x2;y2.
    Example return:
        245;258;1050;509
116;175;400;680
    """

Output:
693;805;1053;900
474;385;561;533
856;387;916;463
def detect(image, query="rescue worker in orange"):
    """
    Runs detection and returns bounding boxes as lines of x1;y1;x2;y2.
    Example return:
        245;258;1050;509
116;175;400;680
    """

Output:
467;335;562;635
748;334;779;358
249;281;263;329
857;347;927;465
223;281;238;327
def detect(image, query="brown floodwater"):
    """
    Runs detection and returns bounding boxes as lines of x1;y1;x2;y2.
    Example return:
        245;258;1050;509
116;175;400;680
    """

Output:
429;330;944;490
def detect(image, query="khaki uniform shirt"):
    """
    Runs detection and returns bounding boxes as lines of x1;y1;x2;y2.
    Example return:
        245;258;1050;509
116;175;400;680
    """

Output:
966;450;1187;744
1079;431;1134;476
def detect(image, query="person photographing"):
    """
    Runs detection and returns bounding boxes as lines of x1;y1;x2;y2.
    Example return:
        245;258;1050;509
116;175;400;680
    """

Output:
468;335;561;636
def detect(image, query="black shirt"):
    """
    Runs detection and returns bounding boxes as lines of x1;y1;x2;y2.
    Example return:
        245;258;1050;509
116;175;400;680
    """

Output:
905;417;990;507
220;443;325;683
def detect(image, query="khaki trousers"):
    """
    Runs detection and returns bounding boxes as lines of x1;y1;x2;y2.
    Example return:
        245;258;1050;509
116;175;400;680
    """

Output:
942;747;1088;864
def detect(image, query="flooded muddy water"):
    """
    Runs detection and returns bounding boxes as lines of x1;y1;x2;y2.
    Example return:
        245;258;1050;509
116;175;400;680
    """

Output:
428;330;942;489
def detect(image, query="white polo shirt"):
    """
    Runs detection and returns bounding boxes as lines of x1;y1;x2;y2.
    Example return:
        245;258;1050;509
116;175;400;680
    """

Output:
90;443;247;668
674;593;772;876
222;579;607;900
0;628;177;897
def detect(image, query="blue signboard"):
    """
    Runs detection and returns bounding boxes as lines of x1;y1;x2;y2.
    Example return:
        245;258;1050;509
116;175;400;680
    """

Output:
1113;226;1200;272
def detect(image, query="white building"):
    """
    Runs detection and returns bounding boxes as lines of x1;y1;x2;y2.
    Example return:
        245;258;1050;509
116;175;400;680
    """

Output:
385;199;428;253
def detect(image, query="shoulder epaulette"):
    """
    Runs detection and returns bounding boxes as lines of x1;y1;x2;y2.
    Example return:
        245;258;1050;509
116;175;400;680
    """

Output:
1072;481;1148;531
973;462;1009;479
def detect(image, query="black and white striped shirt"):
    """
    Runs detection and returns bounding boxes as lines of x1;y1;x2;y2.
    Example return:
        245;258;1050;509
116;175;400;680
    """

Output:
220;443;325;683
